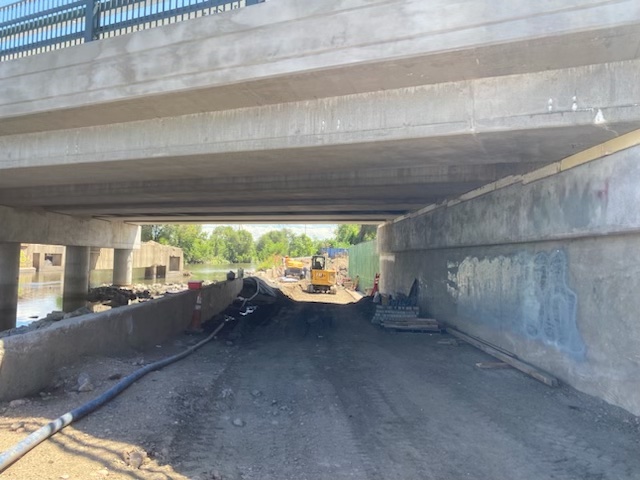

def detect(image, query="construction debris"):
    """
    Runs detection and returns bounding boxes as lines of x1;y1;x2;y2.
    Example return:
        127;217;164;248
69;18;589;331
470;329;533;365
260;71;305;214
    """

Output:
383;317;441;332
372;305;442;332
447;328;559;387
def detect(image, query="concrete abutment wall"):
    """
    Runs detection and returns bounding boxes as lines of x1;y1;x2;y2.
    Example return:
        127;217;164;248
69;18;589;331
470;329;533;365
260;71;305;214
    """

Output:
0;279;242;401
378;133;640;416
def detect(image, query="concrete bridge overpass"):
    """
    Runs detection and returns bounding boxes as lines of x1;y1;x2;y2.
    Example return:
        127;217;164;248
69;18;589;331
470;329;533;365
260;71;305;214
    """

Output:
1;0;640;224
2;0;640;415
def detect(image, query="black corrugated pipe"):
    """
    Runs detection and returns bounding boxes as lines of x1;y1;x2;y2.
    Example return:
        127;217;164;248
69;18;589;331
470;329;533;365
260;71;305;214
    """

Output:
0;317;231;473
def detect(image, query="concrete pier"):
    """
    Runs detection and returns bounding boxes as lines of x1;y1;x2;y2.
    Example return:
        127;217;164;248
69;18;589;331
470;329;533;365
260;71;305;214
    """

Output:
112;248;133;286
62;246;90;312
0;242;20;331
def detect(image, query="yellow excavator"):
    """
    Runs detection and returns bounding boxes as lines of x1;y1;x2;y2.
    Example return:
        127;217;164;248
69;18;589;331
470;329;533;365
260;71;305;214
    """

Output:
307;255;337;294
284;257;305;279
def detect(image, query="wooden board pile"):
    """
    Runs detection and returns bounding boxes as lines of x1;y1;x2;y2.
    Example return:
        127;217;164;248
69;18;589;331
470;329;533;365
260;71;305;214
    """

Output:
371;305;442;332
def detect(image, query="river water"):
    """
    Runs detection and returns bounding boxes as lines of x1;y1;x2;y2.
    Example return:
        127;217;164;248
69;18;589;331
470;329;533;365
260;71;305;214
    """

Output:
16;263;253;327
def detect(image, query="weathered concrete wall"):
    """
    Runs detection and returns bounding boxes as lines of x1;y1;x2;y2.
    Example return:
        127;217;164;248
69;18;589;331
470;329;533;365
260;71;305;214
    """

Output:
379;140;640;416
20;241;183;274
0;279;241;401
22;244;65;272
200;280;242;322
93;241;184;272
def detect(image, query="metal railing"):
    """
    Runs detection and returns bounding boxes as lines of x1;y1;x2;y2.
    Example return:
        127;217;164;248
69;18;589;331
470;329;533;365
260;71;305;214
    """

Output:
0;0;264;61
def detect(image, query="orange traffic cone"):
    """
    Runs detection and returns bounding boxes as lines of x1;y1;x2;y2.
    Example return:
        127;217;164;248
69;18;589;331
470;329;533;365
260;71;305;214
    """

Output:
186;292;203;333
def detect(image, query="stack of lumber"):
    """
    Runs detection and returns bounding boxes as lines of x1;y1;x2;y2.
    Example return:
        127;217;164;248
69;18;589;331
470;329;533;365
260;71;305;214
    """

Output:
383;317;441;332
371;305;418;324
372;305;442;332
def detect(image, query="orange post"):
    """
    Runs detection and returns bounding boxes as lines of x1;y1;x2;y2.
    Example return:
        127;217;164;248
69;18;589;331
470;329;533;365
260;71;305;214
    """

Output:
187;281;204;332
371;273;380;297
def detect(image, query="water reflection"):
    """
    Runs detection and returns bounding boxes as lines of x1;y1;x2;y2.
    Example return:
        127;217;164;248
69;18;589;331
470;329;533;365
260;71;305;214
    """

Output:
17;272;63;327
187;262;253;279
15;263;253;327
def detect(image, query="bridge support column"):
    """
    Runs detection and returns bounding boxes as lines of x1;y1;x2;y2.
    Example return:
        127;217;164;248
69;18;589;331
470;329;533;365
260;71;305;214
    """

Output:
63;246;90;312
0;242;20;331
113;248;133;287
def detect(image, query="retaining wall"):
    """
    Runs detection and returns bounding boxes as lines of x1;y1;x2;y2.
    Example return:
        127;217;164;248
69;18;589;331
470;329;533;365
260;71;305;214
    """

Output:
0;279;241;401
378;134;640;416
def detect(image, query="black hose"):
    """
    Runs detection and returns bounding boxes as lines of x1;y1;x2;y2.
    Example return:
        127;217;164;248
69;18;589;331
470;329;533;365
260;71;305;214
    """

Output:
0;318;229;474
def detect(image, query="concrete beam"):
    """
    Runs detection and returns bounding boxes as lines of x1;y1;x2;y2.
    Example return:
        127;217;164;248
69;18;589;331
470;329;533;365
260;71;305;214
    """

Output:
2;60;639;174
0;163;541;205
0;205;140;248
131;214;390;223
4;181;521;217
1;0;639;135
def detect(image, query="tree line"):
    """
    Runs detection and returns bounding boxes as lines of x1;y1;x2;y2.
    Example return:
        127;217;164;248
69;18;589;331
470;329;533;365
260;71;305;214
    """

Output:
141;224;377;265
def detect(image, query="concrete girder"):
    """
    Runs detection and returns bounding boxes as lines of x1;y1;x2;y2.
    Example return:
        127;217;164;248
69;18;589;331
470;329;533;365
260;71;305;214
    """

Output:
0;163;541;207
1;0;639;135
122;214;396;223
47;202;429;215
0;205;141;248
1;61;639;221
2;60;640;174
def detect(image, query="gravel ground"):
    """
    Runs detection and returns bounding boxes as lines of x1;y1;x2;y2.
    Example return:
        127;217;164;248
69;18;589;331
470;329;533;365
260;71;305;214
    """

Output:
1;288;639;479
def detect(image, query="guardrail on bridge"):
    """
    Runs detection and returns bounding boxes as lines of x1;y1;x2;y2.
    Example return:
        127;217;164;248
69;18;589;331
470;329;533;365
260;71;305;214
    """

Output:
0;0;264;61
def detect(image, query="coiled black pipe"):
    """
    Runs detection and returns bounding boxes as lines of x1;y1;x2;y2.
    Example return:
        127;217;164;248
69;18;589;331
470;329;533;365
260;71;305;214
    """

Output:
0;318;229;473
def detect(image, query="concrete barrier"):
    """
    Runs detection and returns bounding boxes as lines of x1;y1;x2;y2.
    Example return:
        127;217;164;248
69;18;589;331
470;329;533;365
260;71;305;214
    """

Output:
0;279;242;401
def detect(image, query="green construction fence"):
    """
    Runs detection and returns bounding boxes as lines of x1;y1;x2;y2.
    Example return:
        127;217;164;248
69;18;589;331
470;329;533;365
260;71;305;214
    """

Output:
348;240;379;293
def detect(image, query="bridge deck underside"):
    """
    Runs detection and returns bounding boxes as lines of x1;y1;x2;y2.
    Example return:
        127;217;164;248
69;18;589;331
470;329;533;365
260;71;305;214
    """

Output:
1;0;640;222
2;124;639;222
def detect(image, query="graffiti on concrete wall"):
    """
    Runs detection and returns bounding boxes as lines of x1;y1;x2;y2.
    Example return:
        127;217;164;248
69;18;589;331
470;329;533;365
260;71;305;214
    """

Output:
447;250;585;358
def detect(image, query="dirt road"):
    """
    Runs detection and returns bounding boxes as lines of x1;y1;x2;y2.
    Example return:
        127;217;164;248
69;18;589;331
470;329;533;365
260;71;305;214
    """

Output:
1;288;639;479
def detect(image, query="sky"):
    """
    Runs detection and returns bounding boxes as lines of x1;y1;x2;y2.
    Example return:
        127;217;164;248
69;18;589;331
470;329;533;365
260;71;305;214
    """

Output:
203;224;338;240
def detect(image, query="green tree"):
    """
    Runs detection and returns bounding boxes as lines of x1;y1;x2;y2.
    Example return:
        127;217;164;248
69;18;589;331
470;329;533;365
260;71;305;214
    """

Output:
356;225;377;243
256;230;290;260
332;224;377;247
334;224;360;246
141;224;257;264
289;233;316;257
211;227;255;263
234;229;256;263
141;225;167;242
155;224;209;264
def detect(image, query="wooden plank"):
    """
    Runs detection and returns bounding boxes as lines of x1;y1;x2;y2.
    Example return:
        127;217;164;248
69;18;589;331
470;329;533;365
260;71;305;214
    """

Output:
383;325;440;332
384;318;437;323
475;362;511;369
383;321;439;327
447;328;559;387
